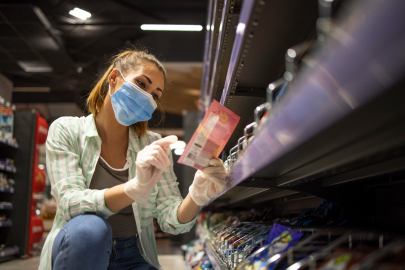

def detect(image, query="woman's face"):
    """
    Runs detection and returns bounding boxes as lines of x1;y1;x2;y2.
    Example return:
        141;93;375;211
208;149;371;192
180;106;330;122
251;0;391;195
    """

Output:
109;63;165;102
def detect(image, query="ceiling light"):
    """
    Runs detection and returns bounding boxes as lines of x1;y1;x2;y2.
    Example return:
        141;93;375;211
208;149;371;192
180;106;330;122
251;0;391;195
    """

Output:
69;7;91;20
141;24;203;31
17;61;53;73
174;148;185;156
170;140;187;150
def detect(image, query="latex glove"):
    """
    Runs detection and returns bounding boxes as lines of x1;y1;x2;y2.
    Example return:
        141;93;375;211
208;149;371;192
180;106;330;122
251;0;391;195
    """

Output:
189;158;227;206
124;135;178;203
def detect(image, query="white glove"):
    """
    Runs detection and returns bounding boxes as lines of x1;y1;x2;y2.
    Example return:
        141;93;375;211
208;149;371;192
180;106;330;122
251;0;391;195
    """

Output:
124;135;178;203
189;158;227;206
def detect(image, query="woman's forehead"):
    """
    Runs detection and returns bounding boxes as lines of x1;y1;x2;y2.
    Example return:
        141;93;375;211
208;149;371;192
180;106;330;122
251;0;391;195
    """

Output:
125;64;165;90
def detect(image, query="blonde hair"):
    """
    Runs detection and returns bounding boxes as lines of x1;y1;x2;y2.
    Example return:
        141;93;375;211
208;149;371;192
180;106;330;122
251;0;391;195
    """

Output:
87;48;167;137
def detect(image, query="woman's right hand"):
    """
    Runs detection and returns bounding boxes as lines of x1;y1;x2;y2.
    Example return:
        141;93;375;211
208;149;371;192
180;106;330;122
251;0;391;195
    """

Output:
124;136;178;203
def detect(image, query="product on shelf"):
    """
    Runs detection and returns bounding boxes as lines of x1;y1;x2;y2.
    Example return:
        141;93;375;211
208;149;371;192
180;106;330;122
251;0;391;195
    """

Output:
0;173;15;190
0;158;16;172
184;239;215;270
179;100;240;170
0;107;13;140
196;203;405;270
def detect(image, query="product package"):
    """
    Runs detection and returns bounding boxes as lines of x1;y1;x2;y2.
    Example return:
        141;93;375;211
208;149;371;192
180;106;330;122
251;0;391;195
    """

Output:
179;100;240;170
0;107;13;140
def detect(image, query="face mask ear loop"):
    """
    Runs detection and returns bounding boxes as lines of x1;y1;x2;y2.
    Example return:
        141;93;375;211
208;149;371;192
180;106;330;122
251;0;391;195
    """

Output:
118;69;126;82
109;69;125;96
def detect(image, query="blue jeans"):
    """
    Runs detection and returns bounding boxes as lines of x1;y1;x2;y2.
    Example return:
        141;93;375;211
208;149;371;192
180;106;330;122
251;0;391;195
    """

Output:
52;215;158;270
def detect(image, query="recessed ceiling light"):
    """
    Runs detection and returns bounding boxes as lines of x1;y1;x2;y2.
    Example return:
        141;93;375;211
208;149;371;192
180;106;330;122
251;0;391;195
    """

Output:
141;24;203;31
17;61;53;73
69;7;91;20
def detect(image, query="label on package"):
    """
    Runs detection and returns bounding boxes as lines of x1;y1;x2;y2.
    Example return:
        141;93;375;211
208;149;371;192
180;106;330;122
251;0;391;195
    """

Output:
178;100;240;170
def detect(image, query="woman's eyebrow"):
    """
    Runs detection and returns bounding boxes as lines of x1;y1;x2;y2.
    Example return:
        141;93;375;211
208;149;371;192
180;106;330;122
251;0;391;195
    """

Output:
141;74;163;93
142;75;152;84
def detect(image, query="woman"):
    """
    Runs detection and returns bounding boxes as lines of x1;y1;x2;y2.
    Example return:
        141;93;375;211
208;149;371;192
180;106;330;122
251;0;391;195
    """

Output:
39;49;227;270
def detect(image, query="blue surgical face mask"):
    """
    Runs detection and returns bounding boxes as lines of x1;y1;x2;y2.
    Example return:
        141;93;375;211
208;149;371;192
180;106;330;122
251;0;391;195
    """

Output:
109;70;157;126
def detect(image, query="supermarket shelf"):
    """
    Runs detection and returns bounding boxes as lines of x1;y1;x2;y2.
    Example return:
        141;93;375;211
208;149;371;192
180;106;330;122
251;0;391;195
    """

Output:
0;137;18;149
205;242;228;270
220;0;319;153
0;246;19;258
219;0;405;191
0;202;13;210
0;186;14;193
201;0;224;104
0;166;16;174
207;0;241;103
0;138;18;160
0;219;12;227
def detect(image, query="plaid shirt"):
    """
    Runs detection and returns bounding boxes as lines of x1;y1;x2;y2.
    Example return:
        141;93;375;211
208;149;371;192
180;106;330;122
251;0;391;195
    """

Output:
39;115;196;270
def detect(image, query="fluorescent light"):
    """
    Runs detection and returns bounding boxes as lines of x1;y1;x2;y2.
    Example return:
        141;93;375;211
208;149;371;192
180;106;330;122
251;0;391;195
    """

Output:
18;61;53;73
170;140;186;150
69;7;91;20
141;24;203;31
174;148;185;156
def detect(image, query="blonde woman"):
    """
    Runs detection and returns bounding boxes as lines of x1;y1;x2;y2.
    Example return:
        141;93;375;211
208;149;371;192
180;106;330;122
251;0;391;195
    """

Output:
39;49;227;270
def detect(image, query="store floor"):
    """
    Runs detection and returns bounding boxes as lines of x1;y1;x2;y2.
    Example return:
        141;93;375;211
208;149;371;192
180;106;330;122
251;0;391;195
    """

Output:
1;239;186;270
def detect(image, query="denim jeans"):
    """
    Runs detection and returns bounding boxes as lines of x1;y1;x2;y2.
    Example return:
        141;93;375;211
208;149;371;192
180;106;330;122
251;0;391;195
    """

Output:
52;215;158;270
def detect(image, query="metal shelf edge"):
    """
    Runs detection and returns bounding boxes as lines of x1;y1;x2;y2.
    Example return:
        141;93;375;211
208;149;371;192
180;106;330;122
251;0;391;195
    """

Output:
205;242;228;270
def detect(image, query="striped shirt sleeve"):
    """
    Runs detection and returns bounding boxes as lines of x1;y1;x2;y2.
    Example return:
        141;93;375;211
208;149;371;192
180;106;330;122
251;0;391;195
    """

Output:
46;119;116;222
150;134;197;235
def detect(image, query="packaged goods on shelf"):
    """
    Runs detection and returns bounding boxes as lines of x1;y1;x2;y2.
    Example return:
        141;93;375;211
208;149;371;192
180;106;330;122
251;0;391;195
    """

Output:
198;210;405;270
185;239;215;270
0;173;14;190
0;107;13;140
0;159;16;173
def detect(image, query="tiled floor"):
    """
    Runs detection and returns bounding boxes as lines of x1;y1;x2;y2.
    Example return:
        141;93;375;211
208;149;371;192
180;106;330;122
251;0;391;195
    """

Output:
0;239;186;270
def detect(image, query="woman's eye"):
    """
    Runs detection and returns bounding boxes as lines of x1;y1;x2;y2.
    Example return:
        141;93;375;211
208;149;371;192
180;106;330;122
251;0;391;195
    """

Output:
152;93;159;101
137;80;146;88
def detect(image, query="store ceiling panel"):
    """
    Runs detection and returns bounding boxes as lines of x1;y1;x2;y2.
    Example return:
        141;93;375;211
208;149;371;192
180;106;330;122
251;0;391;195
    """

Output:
0;0;207;118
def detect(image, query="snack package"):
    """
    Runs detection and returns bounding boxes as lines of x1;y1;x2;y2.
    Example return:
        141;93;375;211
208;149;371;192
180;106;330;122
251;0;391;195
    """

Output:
179;100;240;170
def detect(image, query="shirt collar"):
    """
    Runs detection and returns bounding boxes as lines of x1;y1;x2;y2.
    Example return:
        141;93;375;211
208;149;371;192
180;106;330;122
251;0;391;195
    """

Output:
84;114;99;138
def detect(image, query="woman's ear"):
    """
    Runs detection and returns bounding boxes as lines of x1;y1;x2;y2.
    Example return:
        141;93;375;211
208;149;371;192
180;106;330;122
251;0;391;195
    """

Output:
108;69;120;95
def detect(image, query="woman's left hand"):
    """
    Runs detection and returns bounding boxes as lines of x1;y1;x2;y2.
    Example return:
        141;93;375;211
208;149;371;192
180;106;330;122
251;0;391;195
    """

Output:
189;158;227;206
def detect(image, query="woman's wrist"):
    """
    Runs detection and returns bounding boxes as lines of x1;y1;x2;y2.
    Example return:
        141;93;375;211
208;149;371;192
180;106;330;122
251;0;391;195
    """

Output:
177;194;201;224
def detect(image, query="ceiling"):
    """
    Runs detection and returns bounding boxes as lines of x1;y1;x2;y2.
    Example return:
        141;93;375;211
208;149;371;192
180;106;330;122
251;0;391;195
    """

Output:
0;0;207;121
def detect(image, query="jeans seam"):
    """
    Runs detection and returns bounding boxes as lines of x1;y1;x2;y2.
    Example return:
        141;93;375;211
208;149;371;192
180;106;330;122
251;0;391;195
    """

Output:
60;228;68;270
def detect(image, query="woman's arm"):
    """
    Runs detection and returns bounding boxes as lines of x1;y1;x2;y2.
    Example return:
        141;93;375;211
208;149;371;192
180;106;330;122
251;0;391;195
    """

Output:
104;184;135;213
176;194;200;224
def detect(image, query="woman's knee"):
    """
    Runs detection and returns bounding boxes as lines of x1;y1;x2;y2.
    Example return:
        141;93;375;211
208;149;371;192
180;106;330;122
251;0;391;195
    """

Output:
67;215;112;246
